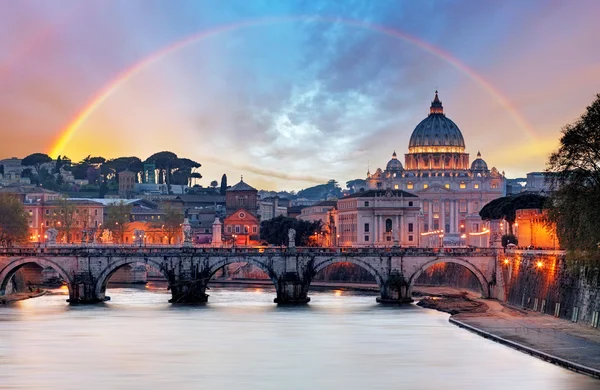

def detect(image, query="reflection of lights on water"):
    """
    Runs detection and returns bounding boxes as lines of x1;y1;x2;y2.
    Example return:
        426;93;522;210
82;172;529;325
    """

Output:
254;288;262;293
334;290;342;297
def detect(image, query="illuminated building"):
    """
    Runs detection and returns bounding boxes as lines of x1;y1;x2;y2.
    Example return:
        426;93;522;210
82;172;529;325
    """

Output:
366;92;505;246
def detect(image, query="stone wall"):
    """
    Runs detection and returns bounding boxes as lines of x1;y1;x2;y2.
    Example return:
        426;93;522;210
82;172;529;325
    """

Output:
502;252;600;327
413;262;481;292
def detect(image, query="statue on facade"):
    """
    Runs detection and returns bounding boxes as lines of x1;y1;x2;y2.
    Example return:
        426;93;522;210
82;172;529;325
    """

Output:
288;228;296;248
81;230;88;244
393;229;400;247
134;229;145;246
46;228;58;245
182;218;192;246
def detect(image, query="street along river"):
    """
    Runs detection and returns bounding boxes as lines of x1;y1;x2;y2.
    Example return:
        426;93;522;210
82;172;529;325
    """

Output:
0;285;598;389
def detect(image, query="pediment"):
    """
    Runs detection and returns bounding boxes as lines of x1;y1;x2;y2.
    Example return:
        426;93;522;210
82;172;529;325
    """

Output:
417;184;453;194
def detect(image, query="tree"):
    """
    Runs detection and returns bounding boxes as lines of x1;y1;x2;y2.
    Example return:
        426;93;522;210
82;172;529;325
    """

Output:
21;153;52;176
0;194;29;247
479;193;547;235
220;174;228;195
210;180;218;188
156;204;183;244
260;216;322;246
146;152;178;194
104;201;132;243
50;198;94;243
190;172;202;187
546;94;600;262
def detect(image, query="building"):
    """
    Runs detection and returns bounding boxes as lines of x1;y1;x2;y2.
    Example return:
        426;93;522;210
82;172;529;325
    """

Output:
366;92;505;246
26;199;104;243
223;178;260;245
335;189;420;247
515;209;559;249
258;196;288;221
298;200;337;224
0;186;60;203
118;170;136;198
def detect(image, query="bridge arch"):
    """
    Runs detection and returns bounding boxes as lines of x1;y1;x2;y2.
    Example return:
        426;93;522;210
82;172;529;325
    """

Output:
0;257;73;296
313;257;385;288
408;257;490;298
207;256;279;287
94;257;167;300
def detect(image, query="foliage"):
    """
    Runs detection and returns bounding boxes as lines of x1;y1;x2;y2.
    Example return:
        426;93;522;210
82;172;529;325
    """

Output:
501;234;518;248
260;215;322;246
346;179;367;193
546;94;600;264
21;153;52;175
220;174;227;195
104;201;132;243
50;197;84;243
155;204;184;244
297;180;341;200
210;180;218;188
479;193;547;234
145;151;178;193
0;194;29;247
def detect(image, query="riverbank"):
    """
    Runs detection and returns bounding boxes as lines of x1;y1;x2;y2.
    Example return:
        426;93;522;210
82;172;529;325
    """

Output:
0;289;47;304
415;286;600;379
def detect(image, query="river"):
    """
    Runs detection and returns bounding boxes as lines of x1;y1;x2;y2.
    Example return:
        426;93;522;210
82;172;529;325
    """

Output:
0;285;598;389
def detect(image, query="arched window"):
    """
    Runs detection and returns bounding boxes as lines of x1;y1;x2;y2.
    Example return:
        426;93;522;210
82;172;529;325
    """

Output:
385;218;393;233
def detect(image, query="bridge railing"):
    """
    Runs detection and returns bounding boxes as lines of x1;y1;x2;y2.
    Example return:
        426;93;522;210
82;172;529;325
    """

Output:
0;245;501;257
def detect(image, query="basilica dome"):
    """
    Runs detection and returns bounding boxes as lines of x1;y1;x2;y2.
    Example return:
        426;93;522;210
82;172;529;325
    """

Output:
385;151;403;171
408;92;465;152
470;151;489;172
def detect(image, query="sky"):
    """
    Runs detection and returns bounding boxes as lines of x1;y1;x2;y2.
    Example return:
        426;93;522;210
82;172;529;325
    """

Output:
1;0;599;191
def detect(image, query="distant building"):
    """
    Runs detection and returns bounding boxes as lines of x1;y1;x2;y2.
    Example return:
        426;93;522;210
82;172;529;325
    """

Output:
118;170;136;198
223;178;260;245
258;196;288;221
298;200;337;224
506;172;553;195
0;186;60;203
334;189;420;247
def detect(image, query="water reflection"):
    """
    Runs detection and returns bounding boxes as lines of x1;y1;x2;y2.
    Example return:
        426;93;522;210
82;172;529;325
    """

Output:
0;286;598;390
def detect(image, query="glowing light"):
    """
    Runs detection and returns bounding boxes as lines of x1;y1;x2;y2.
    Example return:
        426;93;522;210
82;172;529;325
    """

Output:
503;259;509;265
334;290;342;297
537;261;543;268
49;16;536;157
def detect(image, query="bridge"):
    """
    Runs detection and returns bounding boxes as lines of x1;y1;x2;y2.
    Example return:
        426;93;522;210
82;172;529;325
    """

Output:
0;246;504;304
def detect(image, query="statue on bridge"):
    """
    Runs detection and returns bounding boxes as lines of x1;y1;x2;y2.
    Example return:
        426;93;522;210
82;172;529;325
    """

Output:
134;229;145;246
182;218;192;247
288;228;296;249
100;229;112;244
81;230;88;245
46;228;58;245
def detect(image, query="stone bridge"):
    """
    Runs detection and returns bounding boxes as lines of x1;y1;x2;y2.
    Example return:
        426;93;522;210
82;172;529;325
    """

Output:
0;246;504;304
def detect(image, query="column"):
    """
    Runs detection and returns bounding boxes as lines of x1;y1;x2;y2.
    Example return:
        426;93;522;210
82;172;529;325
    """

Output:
450;199;455;233
428;205;433;232
440;200;445;233
373;215;378;245
395;215;400;244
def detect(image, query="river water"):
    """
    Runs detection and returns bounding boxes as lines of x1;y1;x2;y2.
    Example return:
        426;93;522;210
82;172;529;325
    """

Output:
0;285;598;390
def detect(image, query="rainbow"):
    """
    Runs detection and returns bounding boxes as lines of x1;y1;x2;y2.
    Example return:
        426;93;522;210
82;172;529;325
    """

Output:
49;16;535;157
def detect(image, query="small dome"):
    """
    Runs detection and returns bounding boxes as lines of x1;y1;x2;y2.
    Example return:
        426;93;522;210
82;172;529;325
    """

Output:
386;151;403;171
470;151;489;172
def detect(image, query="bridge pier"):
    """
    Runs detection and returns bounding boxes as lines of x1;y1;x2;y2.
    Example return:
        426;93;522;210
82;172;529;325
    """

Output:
376;273;413;304
274;275;311;304
168;279;209;304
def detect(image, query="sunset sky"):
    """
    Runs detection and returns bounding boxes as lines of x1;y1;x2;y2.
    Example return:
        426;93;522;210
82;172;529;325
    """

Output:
1;0;599;190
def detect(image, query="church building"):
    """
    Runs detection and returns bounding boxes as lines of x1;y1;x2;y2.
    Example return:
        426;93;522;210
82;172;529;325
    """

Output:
366;92;505;246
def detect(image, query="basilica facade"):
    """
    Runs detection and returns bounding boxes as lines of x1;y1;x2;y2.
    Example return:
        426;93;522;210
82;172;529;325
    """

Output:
366;92;505;246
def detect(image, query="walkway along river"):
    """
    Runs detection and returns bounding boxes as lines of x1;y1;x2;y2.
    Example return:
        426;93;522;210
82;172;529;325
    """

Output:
0;285;598;390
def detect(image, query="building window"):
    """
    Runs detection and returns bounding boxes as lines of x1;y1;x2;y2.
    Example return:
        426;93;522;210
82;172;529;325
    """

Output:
423;201;429;212
408;235;413;242
364;235;369;242
459;182;466;189
364;223;370;233
394;184;399;190
473;223;480;232
491;183;498;189
252;226;257;234
459;199;467;213
408;223;414;233
433;220;439;230
423;184;428;189
445;224;450;233
235;226;240;233
94;209;98;216
385;219;393;233
157;215;161;220
95;221;98;227
45;210;49;215
226;226;232;233
76;209;79;214
424;223;429;232
364;201;369;207
45;221;49;227
408;201;413;207
474;183;480;189
433;201;440;213
444;184;450;189
407;183;413;190
151;215;155;220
